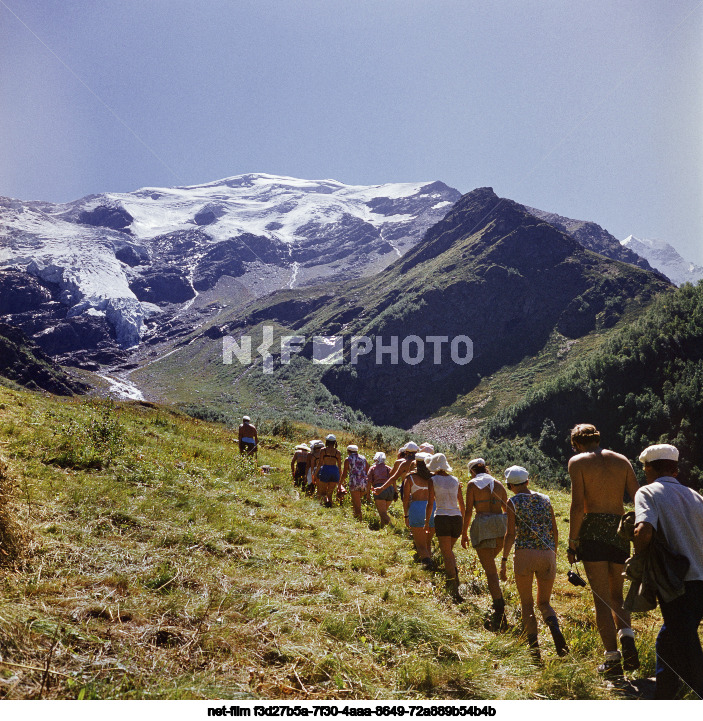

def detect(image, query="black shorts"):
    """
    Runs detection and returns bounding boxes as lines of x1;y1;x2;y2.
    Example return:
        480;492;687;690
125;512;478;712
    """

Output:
578;540;628;564
434;515;462;539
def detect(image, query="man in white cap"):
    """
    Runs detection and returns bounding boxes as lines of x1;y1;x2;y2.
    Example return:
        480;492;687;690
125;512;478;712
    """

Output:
634;443;703;699
238;415;258;456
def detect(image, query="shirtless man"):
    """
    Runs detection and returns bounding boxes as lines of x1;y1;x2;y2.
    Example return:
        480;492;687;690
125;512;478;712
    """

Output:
238;416;258;456
568;423;640;675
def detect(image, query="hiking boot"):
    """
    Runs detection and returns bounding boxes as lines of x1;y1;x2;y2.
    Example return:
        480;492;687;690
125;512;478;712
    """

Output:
598;652;624;678
619;633;640;671
483;598;507;631
527;633;541;664
545;615;569;657
420;557;435;571
445;576;464;603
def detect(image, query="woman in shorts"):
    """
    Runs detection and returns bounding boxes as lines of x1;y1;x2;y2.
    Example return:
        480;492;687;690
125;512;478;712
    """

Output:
403;452;435;568
368;452;394;527
316;435;342;508
341;445;369;521
500;465;568;661
425;453;465;600
461;458;508;630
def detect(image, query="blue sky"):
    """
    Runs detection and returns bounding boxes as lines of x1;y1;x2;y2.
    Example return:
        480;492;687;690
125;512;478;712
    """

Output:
1;0;701;260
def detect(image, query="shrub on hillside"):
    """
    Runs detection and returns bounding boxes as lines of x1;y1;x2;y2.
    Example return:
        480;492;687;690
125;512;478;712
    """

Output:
48;400;126;470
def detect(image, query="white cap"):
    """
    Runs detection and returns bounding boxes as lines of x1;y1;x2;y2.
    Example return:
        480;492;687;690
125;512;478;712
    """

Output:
347;445;358;453
404;441;420;453
639;444;679;463
505;465;529;484
419;443;435;454
373;452;386;464
243;415;251;422
468;457;486;472
296;444;310;451
326;434;336;442
427;453;453;473
415;452;432;464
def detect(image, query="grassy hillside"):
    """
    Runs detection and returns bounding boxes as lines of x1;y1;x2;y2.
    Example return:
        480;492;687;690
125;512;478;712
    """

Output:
0;385;668;700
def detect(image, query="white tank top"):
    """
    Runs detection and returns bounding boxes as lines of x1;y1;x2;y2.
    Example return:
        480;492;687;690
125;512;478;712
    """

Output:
432;474;461;516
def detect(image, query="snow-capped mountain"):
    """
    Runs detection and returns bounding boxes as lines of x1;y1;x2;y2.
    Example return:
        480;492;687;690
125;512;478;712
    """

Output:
0;173;461;357
621;235;703;287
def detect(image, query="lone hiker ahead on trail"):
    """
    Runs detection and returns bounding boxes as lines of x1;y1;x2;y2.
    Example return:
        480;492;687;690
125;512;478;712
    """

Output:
238;416;258;456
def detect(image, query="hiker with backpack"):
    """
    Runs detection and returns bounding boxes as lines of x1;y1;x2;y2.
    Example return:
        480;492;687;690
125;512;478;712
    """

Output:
341;445;369;521
368;452;395;528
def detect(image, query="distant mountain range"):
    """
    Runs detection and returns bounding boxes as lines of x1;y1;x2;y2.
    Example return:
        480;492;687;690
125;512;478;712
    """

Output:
621;235;703;287
0;173;692;424
130;187;672;428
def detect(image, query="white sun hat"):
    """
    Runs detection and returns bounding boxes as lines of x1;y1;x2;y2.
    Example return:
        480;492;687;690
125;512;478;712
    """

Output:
427;453;453;473
468;457;486;472
639;444;679;463
504;466;529;484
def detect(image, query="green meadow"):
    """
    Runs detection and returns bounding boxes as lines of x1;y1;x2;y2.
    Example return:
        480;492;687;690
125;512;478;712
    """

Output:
0;384;667;699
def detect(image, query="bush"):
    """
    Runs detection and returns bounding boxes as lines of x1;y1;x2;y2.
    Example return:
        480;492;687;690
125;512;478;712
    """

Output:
49;400;126;470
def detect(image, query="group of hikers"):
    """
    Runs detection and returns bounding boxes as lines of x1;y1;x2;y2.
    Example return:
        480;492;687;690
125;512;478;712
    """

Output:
266;417;702;699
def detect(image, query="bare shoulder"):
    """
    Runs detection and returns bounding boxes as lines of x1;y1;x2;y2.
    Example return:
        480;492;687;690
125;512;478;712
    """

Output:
568;452;588;469
601;448;631;464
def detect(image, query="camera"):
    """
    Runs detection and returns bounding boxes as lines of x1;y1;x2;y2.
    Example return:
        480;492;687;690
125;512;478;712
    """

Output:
567;569;587;587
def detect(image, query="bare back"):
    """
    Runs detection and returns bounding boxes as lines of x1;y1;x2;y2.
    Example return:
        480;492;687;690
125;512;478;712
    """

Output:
468;480;507;515
568;448;638;514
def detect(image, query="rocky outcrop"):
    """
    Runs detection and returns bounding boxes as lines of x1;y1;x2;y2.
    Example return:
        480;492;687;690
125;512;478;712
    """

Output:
0;322;88;395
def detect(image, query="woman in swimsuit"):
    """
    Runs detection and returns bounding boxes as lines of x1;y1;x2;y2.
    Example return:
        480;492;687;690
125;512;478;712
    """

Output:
461;458;508;630
291;444;310;488
341;445;369;521
425;453;465;601
403;452;435;568
500;465;568;661
316;434;342;508
368;452;394;527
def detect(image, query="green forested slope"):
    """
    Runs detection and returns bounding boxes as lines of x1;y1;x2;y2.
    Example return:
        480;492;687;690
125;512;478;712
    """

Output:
483;282;703;486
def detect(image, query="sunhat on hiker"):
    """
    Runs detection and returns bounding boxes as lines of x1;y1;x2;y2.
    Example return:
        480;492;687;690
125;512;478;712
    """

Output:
427;453;452;473
504;466;529;485
639;444;679;463
243;415;251;422
326;434;336;442
347;445;359;453
373;451;386;464
468;457;486;472
404;441;420;454
296;444;310;451
419;443;435;454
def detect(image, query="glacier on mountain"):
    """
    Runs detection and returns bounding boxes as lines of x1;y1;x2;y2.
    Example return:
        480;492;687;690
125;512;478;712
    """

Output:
0;173;461;350
621;235;703;287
